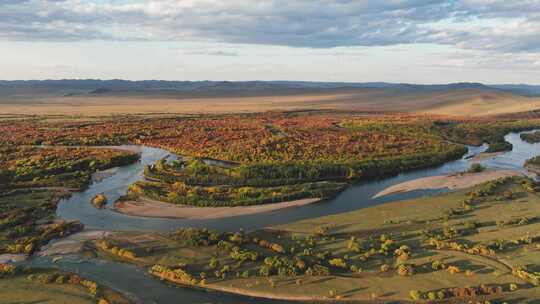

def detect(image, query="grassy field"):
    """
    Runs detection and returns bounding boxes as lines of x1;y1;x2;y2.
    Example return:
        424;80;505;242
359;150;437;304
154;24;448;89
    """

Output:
0;267;131;304
90;176;540;302
0;273;97;304
1;88;540;117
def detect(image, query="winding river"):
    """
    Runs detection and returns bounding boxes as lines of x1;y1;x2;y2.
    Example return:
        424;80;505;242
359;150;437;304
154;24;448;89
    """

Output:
26;130;540;303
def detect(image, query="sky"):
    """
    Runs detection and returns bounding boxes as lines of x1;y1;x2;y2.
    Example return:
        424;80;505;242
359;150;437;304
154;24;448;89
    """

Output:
1;0;540;84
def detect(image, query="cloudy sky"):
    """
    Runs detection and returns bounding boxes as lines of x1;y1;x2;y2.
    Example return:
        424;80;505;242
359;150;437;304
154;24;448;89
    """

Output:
1;0;539;83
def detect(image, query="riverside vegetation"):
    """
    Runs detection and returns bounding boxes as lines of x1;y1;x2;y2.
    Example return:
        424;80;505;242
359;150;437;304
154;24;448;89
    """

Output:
120;114;540;209
521;130;540;144
0;146;139;256
0;264;131;304
434;119;540;151
0;146;140;190
3;112;540;303
0;137;139;303
92;176;540;302
2;113;540;252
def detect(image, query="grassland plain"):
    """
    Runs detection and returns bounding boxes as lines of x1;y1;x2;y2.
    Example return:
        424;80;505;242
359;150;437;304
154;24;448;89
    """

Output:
89;176;540;303
0;266;131;304
1;87;540;117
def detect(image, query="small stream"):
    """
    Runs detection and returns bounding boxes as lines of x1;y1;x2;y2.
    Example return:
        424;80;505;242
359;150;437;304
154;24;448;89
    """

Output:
26;130;540;303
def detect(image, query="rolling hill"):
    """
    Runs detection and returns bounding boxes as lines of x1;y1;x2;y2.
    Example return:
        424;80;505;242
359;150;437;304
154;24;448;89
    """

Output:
0;80;539;117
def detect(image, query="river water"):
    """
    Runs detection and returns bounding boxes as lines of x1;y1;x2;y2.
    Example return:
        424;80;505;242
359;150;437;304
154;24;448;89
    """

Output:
26;130;540;303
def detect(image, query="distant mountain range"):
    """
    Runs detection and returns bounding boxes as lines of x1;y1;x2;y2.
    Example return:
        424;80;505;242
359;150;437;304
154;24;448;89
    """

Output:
489;84;540;97
0;79;539;96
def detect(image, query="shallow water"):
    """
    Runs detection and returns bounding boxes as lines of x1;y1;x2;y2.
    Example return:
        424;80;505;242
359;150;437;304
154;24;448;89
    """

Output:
43;130;540;303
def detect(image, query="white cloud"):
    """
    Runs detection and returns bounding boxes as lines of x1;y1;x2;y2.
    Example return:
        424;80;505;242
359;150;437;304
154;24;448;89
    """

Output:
0;0;537;52
1;0;539;82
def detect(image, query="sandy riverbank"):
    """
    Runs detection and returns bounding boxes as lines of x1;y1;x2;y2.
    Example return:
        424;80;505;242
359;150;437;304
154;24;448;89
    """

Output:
92;167;119;183
159;278;379;303
113;197;321;220
38;230;112;256
525;164;540;176
467;152;504;162
373;169;521;198
0;254;27;263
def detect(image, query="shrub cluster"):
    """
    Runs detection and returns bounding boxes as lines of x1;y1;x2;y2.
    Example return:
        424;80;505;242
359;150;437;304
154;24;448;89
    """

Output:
410;284;505;301
91;194;107;209
513;266;540;286
95;240;137;260
427;239;495;256
149;264;198;286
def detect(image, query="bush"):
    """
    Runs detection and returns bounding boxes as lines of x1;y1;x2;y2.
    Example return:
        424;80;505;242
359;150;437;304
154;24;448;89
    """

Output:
486;141;513;153
0;264;16;277
397;264;414;276
149;264;198;286
431;260;445;270
468;163;486;173
447;265;461;274
437;290;446;299
329;258;347;269
91;194;107;208
409;290;423;300
509;283;519;291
